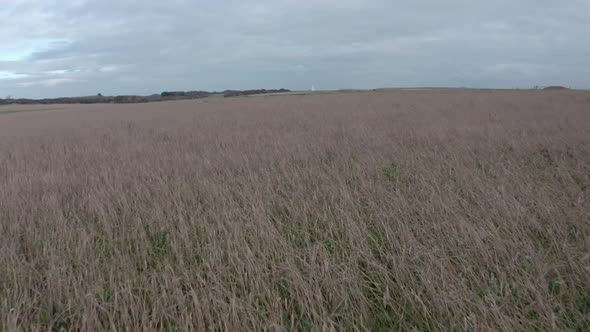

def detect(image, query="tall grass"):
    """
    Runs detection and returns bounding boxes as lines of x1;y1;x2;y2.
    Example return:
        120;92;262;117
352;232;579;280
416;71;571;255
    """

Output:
1;90;589;331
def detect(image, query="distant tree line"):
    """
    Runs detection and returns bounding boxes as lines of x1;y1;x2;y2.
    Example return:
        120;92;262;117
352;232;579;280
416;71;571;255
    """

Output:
0;89;291;105
160;91;211;98
0;95;153;105
222;89;290;98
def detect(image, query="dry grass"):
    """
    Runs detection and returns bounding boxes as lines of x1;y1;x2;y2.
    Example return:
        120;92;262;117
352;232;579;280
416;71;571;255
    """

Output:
1;89;589;331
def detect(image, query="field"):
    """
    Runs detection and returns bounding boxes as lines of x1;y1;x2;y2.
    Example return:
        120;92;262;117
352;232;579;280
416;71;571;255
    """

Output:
1;89;589;331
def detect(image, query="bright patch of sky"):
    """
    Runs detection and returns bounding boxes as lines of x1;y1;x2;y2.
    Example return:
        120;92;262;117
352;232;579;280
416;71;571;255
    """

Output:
0;71;28;80
0;39;68;61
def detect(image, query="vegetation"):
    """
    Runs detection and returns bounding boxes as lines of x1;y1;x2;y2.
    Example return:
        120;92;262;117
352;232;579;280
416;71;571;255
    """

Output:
0;89;290;105
160;91;211;98
0;89;588;330
223;89;290;97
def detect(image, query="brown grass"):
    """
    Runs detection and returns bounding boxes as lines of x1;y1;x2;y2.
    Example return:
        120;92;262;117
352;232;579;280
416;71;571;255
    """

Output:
1;89;589;331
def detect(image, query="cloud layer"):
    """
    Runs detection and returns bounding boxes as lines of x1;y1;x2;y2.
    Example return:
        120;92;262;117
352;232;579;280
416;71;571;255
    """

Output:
1;0;589;98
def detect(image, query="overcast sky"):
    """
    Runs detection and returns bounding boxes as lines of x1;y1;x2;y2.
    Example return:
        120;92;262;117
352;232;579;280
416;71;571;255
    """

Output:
1;0;589;98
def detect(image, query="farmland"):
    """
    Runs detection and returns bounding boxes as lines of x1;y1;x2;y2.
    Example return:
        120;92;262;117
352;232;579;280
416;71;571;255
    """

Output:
1;89;589;330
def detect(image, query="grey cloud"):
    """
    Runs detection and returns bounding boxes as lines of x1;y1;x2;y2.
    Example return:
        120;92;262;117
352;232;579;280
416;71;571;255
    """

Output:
1;0;589;98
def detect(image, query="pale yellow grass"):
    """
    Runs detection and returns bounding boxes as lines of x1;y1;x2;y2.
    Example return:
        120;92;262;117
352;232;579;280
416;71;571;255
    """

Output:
0;89;589;331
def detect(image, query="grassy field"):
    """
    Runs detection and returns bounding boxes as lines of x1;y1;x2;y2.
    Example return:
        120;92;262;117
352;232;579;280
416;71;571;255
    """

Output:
0;89;589;331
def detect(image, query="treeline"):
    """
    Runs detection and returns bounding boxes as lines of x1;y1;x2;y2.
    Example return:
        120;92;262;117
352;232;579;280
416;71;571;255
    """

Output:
223;89;290;97
0;94;178;105
160;91;211;98
0;89;291;105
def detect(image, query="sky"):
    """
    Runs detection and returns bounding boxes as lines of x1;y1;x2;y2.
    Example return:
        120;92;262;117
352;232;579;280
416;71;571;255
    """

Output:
1;0;590;98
